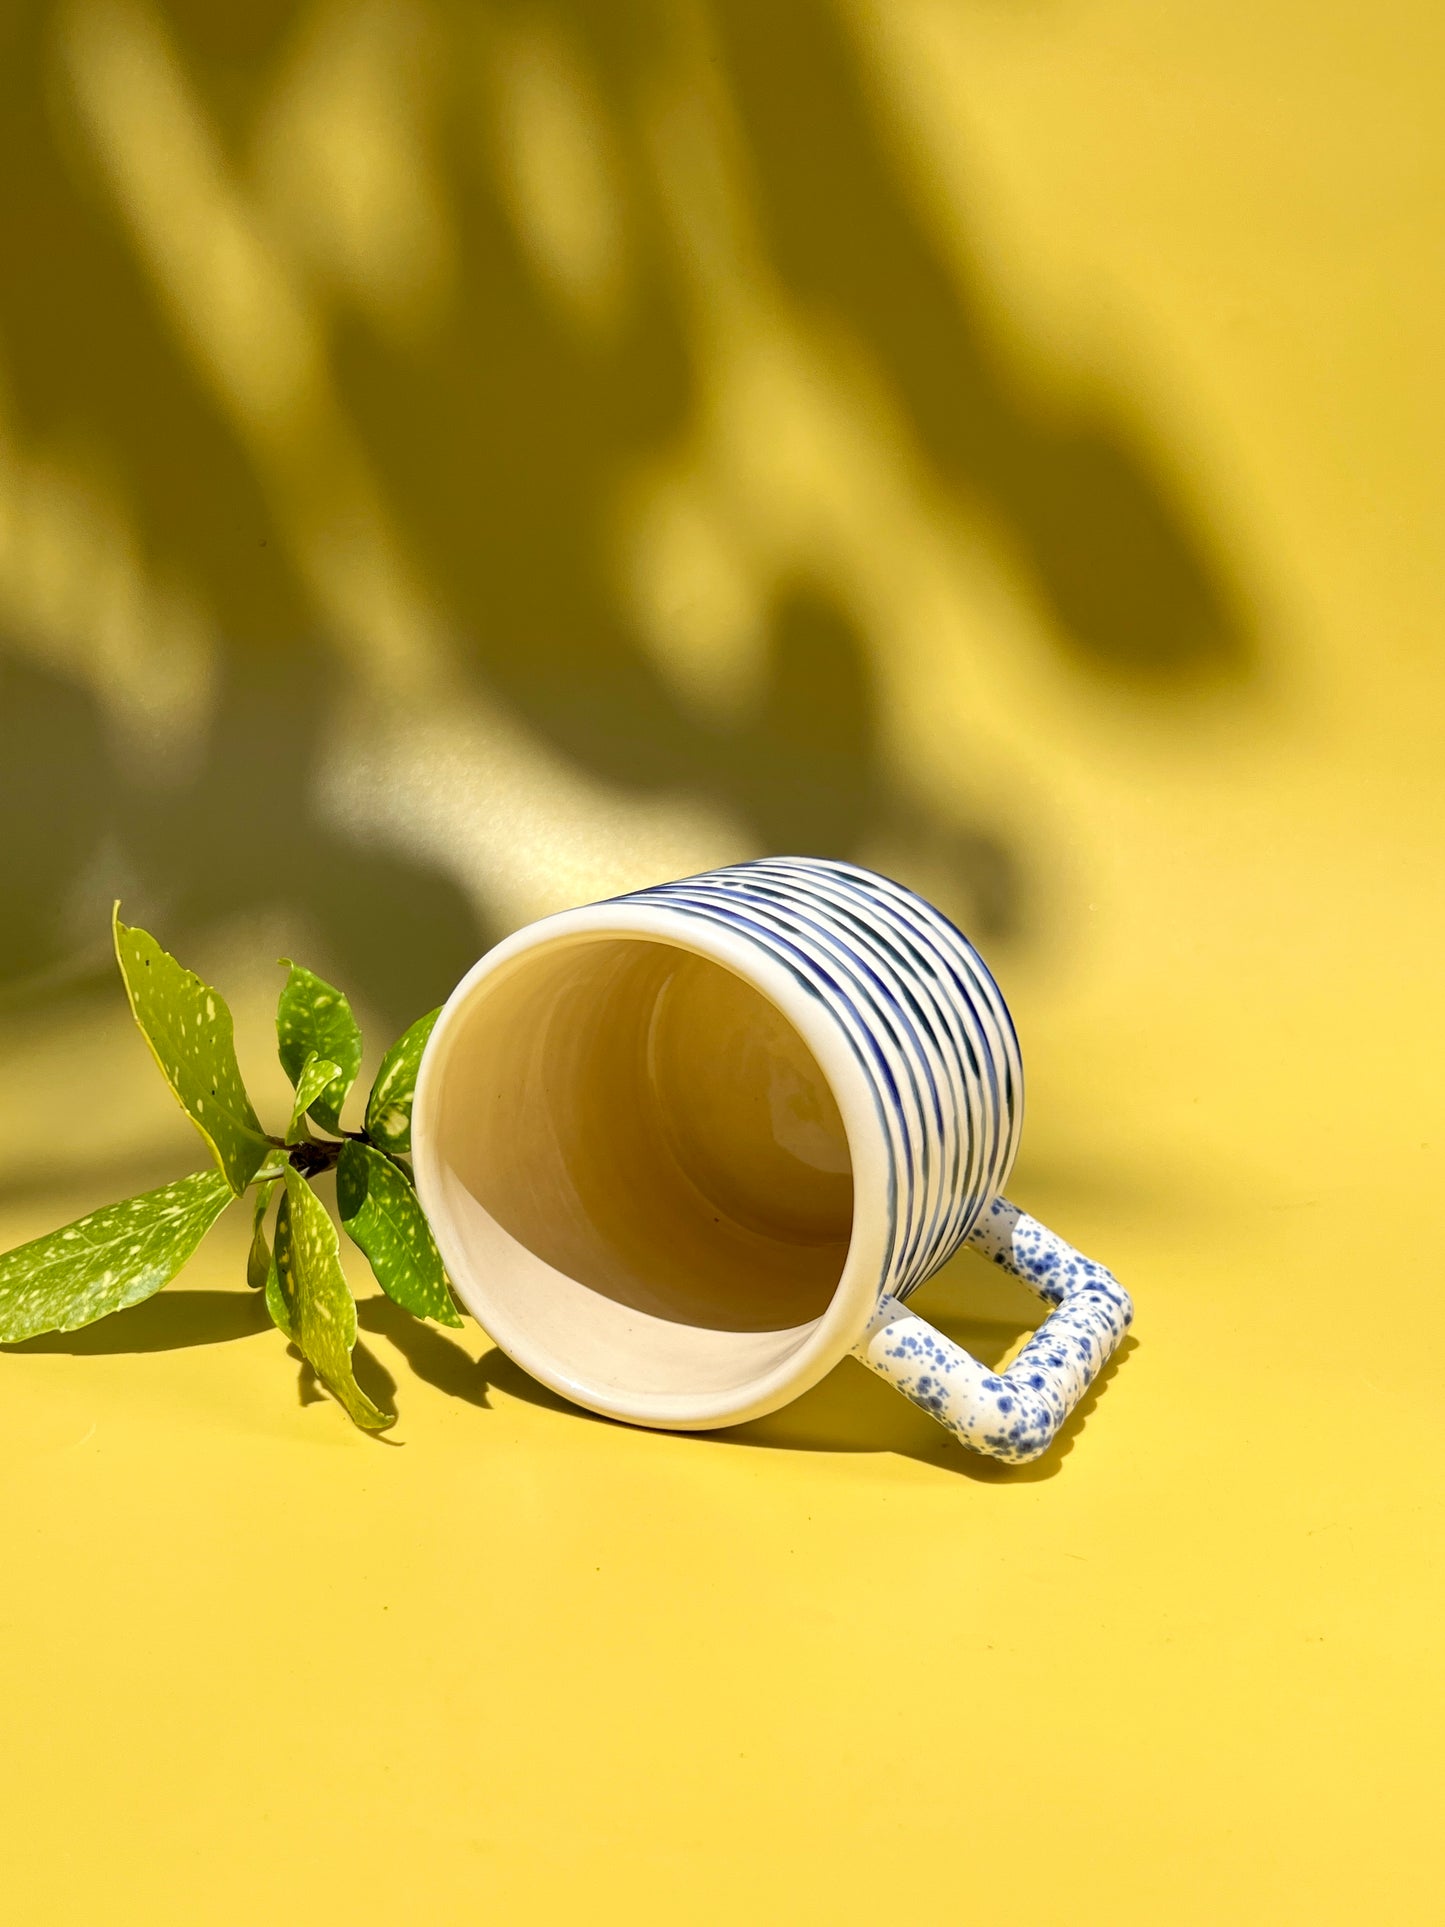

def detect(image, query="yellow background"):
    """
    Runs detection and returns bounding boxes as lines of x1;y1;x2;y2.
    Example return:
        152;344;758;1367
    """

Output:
2;1;1442;1919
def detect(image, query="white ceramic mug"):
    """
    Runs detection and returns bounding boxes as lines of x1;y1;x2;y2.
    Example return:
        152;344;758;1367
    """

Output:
412;857;1132;1464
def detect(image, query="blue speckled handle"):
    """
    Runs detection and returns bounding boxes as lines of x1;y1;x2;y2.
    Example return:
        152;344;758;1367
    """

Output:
851;1198;1133;1465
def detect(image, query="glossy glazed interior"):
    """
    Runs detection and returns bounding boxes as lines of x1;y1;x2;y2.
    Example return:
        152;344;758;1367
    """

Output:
427;936;856;1401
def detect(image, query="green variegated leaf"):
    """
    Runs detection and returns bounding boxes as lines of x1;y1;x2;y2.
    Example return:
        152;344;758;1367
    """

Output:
364;1006;440;1155
114;913;270;1195
337;1139;461;1327
286;1053;342;1143
276;1167;392;1430
276;963;363;1135
247;1180;277;1291
0;1171;235;1343
266;1187;296;1340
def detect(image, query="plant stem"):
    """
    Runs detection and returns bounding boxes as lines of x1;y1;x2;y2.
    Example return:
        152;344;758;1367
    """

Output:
289;1139;342;1179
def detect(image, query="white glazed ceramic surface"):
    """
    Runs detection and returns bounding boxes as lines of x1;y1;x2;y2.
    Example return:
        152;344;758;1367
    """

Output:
412;857;1132;1463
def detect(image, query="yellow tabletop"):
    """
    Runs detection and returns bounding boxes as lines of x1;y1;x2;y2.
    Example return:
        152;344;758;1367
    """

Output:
2;1;1442;1920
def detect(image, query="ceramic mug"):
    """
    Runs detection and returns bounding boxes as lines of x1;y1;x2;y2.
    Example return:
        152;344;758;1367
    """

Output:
412;857;1132;1464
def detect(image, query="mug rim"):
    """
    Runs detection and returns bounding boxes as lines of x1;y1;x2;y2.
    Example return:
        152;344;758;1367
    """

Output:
412;900;893;1430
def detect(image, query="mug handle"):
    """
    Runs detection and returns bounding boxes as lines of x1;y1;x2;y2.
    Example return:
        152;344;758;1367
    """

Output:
850;1198;1133;1464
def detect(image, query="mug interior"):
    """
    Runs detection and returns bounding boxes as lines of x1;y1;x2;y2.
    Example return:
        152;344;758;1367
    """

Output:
423;933;857;1411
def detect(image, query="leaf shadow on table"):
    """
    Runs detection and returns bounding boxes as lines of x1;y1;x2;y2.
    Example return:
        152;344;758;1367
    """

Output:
311;1342;402;1440
4;1287;273;1353
358;1294;493;1411
5;1285;404;1440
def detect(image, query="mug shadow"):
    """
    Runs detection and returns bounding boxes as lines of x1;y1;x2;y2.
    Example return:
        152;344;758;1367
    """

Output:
347;1265;1139;1481
473;1331;1136;1483
729;1330;1138;1483
5;1279;1135;1479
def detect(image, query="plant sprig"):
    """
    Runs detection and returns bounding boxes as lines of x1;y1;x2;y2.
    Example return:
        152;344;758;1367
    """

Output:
0;910;457;1431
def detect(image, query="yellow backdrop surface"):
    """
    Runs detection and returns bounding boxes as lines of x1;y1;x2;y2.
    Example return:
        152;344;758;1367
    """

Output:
2;1;1442;1920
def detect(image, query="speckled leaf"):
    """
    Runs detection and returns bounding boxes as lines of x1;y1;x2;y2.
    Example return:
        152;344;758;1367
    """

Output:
247;1180;277;1292
337;1139;461;1327
277;1166;392;1429
266;1188;296;1340
114;914;269;1195
276;963;363;1135
286;1054;342;1143
0;1171;235;1343
364;1007;440;1155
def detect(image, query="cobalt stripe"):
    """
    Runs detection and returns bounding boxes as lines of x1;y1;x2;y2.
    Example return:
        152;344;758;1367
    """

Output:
628;856;1023;1304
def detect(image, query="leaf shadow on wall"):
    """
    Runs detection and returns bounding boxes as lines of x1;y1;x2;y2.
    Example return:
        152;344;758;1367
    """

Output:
0;0;1254;1044
711;0;1250;681
0;652;482;1026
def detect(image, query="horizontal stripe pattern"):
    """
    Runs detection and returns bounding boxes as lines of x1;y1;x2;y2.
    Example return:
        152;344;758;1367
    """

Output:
627;857;1023;1304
